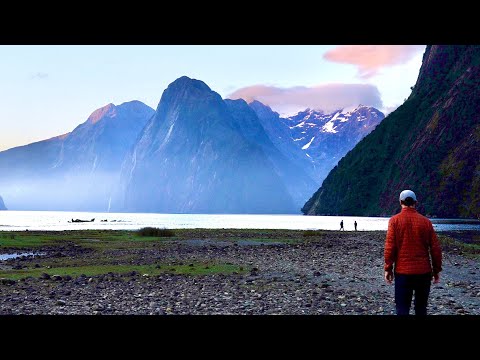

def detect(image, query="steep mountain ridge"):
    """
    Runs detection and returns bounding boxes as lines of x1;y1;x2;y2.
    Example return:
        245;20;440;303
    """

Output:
302;45;480;218
0;195;6;210
251;102;384;184
116;76;297;214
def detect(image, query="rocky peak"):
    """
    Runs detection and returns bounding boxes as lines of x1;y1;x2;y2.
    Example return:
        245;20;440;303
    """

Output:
163;76;213;101
249;100;278;115
87;103;116;124
117;100;154;116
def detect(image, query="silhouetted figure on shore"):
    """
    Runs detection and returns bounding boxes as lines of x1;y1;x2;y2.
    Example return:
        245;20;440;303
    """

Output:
340;220;344;231
354;221;357;231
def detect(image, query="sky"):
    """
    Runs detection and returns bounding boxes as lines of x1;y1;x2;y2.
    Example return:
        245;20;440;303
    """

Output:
0;45;426;151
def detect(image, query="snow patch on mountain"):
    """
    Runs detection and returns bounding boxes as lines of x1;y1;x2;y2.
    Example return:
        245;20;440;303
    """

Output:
322;121;337;134
331;112;341;122
302;137;315;150
291;121;305;129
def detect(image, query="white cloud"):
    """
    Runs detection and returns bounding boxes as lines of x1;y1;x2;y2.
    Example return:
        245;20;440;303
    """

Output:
228;83;383;115
324;45;426;78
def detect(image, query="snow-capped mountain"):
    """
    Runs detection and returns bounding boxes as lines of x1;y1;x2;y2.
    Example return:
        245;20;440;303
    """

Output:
302;45;480;218
288;105;383;139
0;75;383;214
252;104;385;184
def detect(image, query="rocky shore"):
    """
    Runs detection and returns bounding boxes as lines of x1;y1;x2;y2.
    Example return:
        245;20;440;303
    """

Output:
0;230;478;315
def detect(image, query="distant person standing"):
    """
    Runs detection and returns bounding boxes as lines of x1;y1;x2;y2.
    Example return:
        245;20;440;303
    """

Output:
340;220;344;231
354;221;357;231
384;190;442;316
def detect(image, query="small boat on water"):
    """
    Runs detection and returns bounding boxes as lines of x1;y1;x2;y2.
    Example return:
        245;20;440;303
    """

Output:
68;218;95;223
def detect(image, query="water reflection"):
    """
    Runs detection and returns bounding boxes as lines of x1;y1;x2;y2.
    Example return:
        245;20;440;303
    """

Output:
0;252;37;261
0;211;479;232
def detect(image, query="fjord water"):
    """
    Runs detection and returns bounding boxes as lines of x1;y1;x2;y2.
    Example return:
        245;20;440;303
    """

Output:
0;211;479;232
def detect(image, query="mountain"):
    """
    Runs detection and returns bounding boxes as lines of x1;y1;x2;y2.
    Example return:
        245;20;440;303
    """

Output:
0;101;154;211
302;45;480;218
0;195;6;210
224;99;318;208
249;101;318;181
115;76;300;213
251;102;384;184
285;105;384;183
0;75;384;214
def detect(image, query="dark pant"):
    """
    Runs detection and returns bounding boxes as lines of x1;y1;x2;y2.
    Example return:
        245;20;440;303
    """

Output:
394;273;431;315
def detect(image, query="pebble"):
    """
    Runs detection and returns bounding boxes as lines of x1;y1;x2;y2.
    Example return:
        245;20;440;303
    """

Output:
0;230;478;315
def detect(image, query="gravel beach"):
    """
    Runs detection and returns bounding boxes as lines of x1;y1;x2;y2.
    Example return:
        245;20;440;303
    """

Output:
0;230;478;315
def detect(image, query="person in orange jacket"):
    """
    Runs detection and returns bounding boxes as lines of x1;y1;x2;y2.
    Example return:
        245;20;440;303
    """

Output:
384;190;442;315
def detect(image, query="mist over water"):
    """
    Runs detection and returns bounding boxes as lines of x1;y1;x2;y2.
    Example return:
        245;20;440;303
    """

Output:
1;211;479;232
0;171;118;211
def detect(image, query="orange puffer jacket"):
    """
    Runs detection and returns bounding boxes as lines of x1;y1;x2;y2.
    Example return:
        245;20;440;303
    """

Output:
384;207;442;275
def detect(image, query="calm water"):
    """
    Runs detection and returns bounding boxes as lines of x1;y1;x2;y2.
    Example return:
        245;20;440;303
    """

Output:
1;210;479;232
0;252;37;261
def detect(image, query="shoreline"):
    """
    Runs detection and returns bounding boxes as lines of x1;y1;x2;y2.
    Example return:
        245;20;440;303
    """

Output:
0;229;478;315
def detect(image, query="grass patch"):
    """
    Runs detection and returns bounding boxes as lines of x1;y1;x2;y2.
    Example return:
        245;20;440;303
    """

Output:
438;234;480;258
163;263;247;275
0;230;175;250
0;228;375;250
232;237;296;244
0;232;61;247
0;262;248;280
0;229;309;249
136;227;175;237
303;230;324;237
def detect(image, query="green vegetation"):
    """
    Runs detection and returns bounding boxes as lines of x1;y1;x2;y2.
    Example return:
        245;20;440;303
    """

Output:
0;229;476;283
302;45;480;219
0;229;311;280
0;229;183;250
0;229;309;249
0;262;247;280
136;227;175;237
303;230;324;237
0;232;63;247
438;235;480;258
0;228;385;250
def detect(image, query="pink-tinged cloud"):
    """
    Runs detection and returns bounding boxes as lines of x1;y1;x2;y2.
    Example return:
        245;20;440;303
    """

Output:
228;83;383;115
324;45;425;78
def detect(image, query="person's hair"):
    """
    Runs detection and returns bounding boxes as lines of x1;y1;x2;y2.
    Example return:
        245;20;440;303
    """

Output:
401;197;416;207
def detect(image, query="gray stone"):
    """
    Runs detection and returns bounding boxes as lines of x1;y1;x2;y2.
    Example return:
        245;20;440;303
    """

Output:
0;278;16;285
